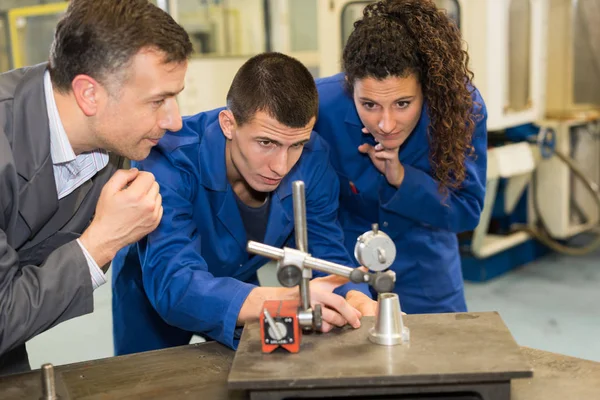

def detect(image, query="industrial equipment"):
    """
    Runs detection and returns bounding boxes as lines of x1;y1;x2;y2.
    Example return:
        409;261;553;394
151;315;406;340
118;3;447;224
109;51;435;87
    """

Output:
464;119;600;280
545;0;600;119
5;2;68;69
246;180;401;353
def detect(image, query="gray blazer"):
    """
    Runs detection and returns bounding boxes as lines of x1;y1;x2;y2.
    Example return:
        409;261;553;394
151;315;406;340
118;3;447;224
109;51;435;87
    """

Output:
0;63;122;375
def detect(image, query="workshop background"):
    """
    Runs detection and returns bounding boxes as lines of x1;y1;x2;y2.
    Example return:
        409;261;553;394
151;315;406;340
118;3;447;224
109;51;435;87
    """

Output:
1;0;599;368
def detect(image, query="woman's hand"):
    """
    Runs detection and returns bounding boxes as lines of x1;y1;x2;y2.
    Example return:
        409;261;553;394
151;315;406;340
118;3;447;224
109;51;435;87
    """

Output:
358;128;405;188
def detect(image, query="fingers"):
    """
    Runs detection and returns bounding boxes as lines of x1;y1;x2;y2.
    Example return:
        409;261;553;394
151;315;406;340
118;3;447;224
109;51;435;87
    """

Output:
311;274;350;293
153;205;164;230
373;152;397;161
374;143;400;155
316;303;362;333
153;191;162;217
370;144;401;163
346;290;377;317
105;168;139;193
147;181;160;200
320;320;334;333
358;143;398;161
359;143;394;170
312;291;361;329
320;307;349;329
358;143;374;156
357;300;378;317
152;194;163;224
125;171;157;194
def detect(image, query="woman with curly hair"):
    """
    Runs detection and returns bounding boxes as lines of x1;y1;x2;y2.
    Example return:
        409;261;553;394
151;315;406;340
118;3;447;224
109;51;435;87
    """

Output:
314;0;487;313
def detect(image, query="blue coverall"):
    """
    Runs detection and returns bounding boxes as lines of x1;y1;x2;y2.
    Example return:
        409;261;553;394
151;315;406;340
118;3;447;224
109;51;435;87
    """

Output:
111;108;369;355
314;73;488;313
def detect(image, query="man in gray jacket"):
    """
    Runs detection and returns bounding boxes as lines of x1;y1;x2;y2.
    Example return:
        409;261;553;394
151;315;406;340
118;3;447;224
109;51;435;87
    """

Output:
0;0;192;375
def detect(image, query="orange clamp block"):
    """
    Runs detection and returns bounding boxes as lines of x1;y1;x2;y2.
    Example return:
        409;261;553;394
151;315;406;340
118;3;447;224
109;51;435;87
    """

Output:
260;300;301;353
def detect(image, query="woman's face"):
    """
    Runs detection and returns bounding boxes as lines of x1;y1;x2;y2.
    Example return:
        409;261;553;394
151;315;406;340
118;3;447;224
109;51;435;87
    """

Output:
352;74;424;149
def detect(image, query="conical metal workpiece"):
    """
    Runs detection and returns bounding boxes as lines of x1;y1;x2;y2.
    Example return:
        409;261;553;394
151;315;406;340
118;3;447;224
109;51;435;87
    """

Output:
369;293;410;345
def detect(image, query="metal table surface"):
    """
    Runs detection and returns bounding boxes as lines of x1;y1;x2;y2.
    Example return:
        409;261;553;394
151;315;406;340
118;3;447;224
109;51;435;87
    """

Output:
230;313;531;390
1;339;599;399
229;313;532;399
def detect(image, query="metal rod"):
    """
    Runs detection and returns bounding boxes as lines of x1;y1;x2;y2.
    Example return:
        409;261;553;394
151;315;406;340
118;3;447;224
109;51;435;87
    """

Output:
40;363;57;400
263;309;284;340
292;181;311;312
299;278;311;312
247;241;354;279
292;181;308;253
247;241;284;259
372;223;379;234
303;257;353;278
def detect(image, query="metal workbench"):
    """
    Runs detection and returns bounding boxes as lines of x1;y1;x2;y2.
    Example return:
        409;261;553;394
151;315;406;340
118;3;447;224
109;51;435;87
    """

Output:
1;319;599;399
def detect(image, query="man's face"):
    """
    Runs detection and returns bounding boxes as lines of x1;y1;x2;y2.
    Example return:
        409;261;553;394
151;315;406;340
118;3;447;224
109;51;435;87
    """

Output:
93;49;187;160
221;110;315;193
353;74;424;149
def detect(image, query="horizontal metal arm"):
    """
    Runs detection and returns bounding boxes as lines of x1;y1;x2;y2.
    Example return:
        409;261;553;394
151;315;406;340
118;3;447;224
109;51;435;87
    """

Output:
247;241;354;279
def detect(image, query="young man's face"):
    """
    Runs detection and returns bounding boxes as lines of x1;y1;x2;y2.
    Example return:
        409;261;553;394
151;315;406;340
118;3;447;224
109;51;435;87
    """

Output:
93;48;187;161
220;110;314;194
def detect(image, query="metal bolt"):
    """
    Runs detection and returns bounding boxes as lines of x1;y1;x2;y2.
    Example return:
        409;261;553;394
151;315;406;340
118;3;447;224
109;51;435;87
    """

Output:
377;247;386;264
40;363;58;400
372;223;379;234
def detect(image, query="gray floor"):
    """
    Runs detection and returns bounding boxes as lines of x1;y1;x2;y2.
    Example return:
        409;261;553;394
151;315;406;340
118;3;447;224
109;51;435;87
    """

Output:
26;245;600;369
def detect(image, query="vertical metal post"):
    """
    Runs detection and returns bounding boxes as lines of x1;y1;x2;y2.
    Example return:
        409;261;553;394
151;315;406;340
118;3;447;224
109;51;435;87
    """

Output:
40;363;58;400
292;181;311;312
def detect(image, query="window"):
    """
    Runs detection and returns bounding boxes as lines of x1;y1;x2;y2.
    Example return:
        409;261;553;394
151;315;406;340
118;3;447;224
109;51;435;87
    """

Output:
174;0;265;57
573;0;600;106
341;0;460;49
507;0;532;112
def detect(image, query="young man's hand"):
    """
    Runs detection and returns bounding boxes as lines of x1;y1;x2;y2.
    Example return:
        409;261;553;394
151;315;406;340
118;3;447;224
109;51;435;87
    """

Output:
238;272;369;331
345;290;378;317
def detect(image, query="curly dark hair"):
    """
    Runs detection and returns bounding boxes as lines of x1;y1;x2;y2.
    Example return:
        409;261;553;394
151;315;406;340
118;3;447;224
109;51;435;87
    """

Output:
343;0;481;195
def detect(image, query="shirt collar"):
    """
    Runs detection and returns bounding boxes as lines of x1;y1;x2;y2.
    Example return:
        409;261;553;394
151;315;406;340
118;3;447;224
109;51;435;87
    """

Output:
44;70;77;165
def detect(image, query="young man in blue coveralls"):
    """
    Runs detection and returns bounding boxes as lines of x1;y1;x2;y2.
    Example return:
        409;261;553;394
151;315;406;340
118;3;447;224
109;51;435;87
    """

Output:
111;53;378;355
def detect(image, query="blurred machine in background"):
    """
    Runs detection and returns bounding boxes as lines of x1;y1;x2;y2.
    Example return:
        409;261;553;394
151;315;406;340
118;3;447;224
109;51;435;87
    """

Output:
0;12;9;72
462;0;600;280
0;0;598;282
0;2;68;71
545;0;600;119
532;120;600;240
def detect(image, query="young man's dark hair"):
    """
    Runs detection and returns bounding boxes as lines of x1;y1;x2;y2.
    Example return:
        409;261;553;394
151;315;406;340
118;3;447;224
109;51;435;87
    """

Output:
49;0;193;94
226;52;319;128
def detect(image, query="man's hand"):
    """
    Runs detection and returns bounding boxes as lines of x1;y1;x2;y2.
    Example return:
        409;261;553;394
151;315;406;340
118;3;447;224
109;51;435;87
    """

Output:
345;290;378;317
79;168;163;266
358;128;405;188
